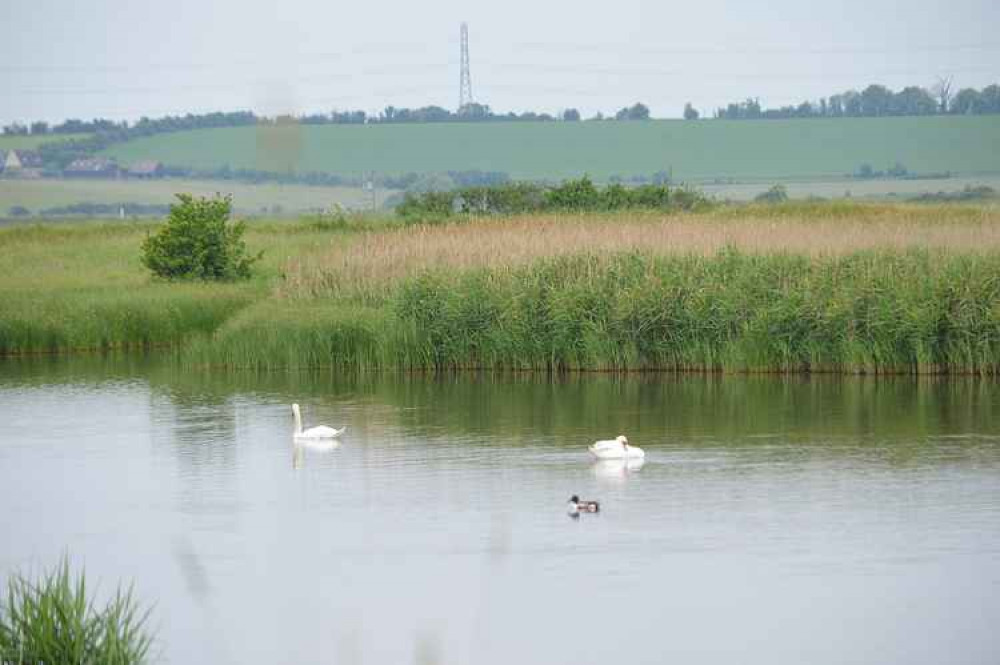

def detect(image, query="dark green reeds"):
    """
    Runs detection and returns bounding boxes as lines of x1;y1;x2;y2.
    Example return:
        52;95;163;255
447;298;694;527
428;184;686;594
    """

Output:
0;287;254;355
189;249;1000;374
0;558;154;664
182;300;394;370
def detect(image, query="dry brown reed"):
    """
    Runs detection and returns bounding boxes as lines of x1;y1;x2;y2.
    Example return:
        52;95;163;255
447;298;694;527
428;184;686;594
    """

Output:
281;204;1000;299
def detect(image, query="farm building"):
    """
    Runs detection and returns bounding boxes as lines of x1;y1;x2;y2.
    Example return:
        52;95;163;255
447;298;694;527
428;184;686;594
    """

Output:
127;160;163;178
64;157;119;178
2;149;43;178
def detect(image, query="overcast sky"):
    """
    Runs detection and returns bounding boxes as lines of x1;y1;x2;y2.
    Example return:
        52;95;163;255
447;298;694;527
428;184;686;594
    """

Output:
2;0;998;124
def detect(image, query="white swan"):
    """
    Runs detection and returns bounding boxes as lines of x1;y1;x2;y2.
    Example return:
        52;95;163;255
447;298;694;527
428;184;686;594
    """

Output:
588;434;644;460
291;403;345;440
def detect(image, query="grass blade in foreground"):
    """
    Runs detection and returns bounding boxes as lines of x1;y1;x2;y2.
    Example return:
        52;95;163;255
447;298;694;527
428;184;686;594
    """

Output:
0;557;154;664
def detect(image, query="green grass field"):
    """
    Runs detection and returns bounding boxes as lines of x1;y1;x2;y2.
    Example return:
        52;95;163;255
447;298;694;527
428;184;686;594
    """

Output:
101;116;1000;181
0;133;91;150
0;178;376;215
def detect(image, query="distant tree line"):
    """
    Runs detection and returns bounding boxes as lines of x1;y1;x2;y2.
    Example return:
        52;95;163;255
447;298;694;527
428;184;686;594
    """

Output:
3;102;655;143
2;111;257;137
709;81;1000;120
910;185;996;203
5;202;172;218
1;118;124;136
300;102;650;125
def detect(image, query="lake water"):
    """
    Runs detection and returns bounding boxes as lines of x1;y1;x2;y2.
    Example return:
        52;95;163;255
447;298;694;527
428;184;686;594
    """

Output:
1;357;998;664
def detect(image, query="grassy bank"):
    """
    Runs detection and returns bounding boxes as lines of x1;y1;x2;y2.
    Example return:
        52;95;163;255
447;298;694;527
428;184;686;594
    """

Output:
0;219;361;354
2;202;999;373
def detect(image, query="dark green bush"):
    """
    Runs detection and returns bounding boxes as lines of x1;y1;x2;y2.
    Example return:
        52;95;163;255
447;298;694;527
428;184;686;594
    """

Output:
141;194;260;280
457;182;547;215
545;175;602;210
630;183;672;208
755;184;790;203
396;190;457;222
396;177;712;220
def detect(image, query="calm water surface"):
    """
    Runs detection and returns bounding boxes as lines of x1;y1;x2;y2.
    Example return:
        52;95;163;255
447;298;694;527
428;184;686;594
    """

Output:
1;357;998;664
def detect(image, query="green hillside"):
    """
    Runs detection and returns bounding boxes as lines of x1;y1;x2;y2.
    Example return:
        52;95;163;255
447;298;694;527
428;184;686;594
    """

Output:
0;133;91;150
101;116;1000;181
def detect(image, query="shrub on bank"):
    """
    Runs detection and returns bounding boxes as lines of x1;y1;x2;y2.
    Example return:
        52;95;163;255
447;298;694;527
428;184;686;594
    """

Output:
141;194;261;280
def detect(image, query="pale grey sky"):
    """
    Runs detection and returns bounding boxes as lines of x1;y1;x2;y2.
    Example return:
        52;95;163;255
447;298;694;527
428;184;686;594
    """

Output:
1;0;998;124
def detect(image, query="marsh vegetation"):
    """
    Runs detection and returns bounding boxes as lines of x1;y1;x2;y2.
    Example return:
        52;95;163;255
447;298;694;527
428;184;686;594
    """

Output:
1;201;997;373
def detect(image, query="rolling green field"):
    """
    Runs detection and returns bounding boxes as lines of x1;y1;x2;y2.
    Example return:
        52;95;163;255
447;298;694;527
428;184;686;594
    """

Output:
0;178;377;215
101;116;1000;181
0;133;90;150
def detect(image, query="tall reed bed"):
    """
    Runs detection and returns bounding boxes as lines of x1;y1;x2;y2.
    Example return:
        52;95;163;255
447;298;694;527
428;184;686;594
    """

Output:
390;250;1000;374
193;249;1000;374
282;204;1000;300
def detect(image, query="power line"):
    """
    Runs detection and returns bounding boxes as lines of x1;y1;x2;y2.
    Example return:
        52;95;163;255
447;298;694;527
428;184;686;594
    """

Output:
459;22;473;109
2;40;997;74
516;41;1000;56
8;63;994;99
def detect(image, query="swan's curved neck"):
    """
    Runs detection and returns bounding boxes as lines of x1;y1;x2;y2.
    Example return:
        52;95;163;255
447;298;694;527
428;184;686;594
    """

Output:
293;407;303;435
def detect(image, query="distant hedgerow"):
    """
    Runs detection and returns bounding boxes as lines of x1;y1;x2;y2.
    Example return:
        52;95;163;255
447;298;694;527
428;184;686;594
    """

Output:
395;177;713;222
141;194;260;280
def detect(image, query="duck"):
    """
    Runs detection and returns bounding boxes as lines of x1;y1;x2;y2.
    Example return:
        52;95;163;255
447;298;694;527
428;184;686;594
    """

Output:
588;434;644;460
567;495;600;515
291;403;345;440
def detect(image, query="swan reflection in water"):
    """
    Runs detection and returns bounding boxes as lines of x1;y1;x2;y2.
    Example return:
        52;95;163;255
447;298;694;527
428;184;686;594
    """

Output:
292;437;341;469
591;456;645;481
